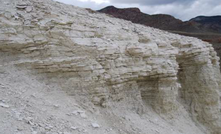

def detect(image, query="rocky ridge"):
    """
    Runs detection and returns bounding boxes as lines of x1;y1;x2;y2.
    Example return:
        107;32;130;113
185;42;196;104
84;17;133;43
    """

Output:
98;6;221;64
0;0;221;134
99;6;221;34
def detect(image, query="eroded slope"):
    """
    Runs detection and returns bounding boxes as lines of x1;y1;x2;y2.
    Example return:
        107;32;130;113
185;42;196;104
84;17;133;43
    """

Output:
0;0;221;134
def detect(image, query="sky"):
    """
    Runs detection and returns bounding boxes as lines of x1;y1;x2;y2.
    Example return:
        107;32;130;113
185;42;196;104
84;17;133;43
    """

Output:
54;0;221;21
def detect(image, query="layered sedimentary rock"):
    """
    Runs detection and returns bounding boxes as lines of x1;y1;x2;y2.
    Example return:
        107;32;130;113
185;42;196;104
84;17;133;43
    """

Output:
0;0;221;133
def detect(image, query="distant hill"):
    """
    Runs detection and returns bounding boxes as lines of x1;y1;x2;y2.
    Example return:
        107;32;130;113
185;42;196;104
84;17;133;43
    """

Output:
98;6;185;31
190;16;221;33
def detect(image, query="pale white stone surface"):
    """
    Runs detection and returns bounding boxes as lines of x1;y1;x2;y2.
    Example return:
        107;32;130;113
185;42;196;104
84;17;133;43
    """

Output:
0;0;221;134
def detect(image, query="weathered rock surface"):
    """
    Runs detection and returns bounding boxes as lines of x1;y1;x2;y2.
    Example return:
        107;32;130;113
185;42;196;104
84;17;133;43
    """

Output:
0;0;221;134
98;6;221;70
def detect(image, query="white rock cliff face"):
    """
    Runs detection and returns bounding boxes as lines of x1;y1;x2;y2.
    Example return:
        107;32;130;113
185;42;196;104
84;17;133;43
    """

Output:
0;0;221;134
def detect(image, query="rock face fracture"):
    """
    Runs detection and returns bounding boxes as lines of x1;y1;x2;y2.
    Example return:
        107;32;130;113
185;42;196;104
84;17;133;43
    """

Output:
0;0;221;134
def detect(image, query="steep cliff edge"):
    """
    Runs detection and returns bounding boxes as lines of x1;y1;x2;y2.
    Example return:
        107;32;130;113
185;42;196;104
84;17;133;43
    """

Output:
1;0;221;134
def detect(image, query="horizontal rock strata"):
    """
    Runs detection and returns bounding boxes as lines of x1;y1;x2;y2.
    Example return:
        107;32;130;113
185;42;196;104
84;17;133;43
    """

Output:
0;0;221;133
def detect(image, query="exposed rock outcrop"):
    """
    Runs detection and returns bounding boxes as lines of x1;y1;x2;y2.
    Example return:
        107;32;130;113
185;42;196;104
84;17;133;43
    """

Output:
0;0;221;133
98;6;221;69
